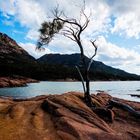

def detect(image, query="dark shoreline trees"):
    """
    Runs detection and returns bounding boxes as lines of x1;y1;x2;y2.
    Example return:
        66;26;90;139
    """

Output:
37;4;97;107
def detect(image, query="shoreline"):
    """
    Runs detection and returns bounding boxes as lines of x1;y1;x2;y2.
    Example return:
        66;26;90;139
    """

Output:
1;76;140;88
0;76;38;88
43;78;140;82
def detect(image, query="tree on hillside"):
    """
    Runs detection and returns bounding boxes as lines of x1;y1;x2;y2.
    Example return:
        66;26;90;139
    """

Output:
37;3;97;107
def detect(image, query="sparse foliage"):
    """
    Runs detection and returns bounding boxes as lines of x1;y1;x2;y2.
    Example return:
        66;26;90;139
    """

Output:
37;3;97;107
37;20;64;48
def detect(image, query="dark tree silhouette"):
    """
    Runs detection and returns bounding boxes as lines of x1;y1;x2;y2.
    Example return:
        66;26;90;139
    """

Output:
37;4;97;107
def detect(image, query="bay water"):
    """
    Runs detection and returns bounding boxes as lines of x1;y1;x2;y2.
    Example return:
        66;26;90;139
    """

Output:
0;81;140;102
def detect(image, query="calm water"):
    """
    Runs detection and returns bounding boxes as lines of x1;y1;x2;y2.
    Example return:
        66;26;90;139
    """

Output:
0;81;140;102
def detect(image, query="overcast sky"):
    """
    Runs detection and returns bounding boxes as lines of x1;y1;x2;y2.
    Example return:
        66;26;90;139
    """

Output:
0;0;140;74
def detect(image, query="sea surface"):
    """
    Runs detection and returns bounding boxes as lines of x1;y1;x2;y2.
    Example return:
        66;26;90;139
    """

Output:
0;81;140;102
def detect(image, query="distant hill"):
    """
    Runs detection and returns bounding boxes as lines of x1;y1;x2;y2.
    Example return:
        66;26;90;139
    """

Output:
0;32;140;81
38;53;140;80
0;32;36;77
0;32;35;62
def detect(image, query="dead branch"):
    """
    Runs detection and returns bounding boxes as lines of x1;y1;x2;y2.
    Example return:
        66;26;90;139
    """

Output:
107;99;140;118
75;66;86;93
87;40;97;71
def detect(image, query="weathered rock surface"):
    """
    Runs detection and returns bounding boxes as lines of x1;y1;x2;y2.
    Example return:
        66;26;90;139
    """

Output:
0;76;38;88
0;92;139;140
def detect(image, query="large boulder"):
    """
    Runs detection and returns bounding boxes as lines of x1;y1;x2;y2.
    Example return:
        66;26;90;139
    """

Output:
0;92;139;140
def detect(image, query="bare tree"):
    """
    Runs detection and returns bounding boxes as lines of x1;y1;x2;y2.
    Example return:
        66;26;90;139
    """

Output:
37;4;97;107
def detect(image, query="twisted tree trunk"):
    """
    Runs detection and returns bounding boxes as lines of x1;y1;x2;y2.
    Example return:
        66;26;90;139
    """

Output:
84;70;94;107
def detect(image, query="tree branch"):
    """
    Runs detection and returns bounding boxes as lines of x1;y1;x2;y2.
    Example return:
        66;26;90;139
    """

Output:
75;66;86;93
63;33;76;42
87;40;97;71
81;10;90;31
90;40;97;60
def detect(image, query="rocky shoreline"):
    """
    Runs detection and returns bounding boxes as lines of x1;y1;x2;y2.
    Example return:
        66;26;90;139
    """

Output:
0;92;139;140
0;76;38;88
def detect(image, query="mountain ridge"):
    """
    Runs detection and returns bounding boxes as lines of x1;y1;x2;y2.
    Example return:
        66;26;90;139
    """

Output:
0;32;140;81
0;32;36;77
38;53;140;80
0;32;35;61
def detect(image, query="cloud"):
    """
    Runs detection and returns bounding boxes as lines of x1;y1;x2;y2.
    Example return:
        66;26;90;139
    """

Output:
26;29;40;41
0;0;112;40
84;0;111;36
0;0;47;40
19;42;52;59
95;36;140;74
50;36;78;54
0;0;16;16
111;13;140;39
110;0;140;39
15;0;47;28
1;0;140;39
